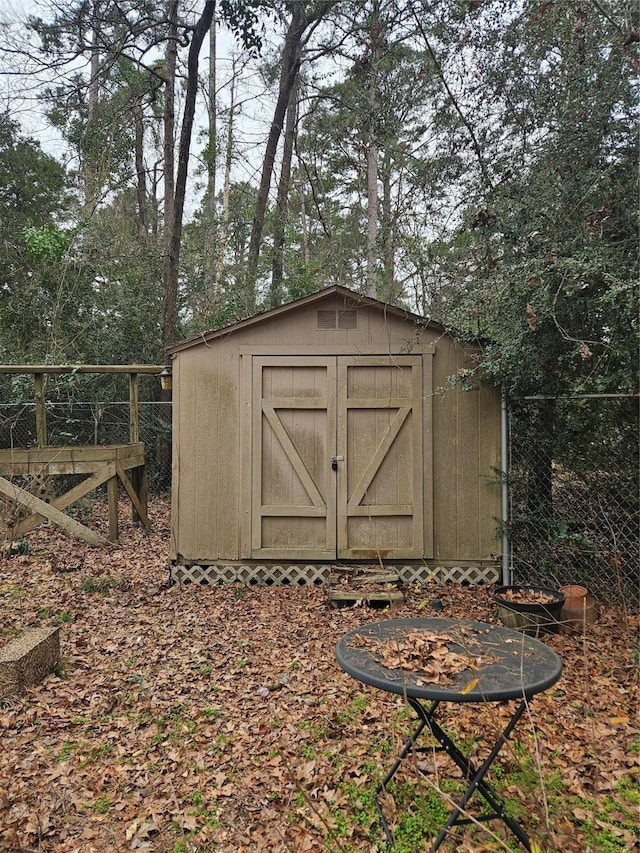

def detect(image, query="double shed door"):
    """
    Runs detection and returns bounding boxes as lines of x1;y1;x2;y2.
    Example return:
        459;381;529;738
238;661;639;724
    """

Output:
251;355;424;560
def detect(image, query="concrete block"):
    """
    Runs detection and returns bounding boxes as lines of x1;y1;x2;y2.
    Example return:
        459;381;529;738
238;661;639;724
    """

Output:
0;626;60;700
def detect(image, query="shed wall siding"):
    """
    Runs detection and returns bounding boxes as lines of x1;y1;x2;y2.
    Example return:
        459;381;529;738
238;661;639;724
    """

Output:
172;345;243;561
170;298;501;566
430;342;502;561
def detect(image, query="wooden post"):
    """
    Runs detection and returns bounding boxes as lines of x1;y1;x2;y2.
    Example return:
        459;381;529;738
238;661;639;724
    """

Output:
34;373;47;447
107;476;119;542
129;372;141;523
115;462;150;528
129;373;139;444
139;464;148;521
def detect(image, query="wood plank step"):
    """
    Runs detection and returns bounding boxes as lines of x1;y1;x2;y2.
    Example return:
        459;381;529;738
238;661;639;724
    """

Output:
328;571;400;587
328;589;405;608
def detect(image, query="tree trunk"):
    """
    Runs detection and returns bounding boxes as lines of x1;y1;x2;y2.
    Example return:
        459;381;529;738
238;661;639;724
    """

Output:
214;62;237;299
366;133;378;297
133;99;148;240
380;144;395;300
270;75;298;307
163;0;178;294
244;9;306;304
163;1;215;350
202;5;217;309
82;0;102;215
298;160;310;267
365;1;384;298
88;3;100;114
205;6;217;216
245;2;333;301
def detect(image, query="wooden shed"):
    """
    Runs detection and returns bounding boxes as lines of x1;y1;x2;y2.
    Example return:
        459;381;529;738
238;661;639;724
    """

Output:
168;286;502;586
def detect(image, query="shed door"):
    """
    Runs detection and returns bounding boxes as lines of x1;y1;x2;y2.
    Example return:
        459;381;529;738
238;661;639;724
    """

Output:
251;355;423;560
338;356;424;559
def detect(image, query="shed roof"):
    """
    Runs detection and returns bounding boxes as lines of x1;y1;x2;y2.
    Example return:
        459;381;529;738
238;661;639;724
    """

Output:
168;285;444;355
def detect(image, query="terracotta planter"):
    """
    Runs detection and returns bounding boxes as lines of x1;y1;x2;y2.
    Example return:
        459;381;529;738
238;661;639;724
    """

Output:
559;584;598;630
493;585;565;636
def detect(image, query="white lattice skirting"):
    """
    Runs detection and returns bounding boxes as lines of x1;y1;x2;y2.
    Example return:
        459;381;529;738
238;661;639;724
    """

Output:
170;562;500;586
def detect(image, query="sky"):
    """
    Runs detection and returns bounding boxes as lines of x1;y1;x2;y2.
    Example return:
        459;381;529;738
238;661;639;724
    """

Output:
0;0;273;204
0;1;70;155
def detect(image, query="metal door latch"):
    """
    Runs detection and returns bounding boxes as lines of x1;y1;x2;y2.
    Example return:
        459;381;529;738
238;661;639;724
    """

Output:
331;455;344;470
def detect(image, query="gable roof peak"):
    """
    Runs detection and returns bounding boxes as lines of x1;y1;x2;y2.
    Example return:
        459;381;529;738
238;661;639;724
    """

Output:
168;285;440;354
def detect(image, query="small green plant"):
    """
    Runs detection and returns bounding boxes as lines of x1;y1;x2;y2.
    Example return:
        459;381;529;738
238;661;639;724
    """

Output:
390;782;453;852
81;574;118;593
202;706;223;720
57;740;75;762
51;659;67;678
0;582;26;599
79;742;113;767
212;732;233;752
93;796;111;815
300;742;317;760
337;693;370;724
614;776;640;804
371;737;393;756
343;781;377;829
153;711;199;745
324;781;378;846
187;789;219;829
312;722;328;740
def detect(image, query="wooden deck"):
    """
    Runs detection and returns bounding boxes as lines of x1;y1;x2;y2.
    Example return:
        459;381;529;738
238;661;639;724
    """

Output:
0;443;148;546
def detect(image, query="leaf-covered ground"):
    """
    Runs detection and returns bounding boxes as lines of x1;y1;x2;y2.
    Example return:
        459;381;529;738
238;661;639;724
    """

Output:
1;500;638;853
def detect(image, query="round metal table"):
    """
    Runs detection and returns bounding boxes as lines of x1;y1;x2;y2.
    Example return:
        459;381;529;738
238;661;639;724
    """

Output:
336;617;563;851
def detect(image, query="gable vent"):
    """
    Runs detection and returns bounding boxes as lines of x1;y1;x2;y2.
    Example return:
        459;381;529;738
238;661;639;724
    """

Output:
316;309;358;330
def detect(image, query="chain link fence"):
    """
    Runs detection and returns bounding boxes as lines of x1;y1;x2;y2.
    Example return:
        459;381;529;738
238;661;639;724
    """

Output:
1;390;637;607
508;395;639;607
0;401;172;492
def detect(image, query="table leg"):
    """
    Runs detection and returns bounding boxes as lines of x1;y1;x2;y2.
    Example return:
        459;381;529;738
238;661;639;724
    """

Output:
375;698;532;852
375;701;440;846
418;699;531;852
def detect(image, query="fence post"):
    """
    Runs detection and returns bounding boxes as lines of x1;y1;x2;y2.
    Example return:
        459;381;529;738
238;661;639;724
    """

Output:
128;372;143;524
34;373;47;448
129;373;139;444
501;389;510;585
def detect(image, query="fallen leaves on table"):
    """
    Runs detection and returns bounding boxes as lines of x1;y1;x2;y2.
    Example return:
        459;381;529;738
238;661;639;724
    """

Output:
350;629;498;685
